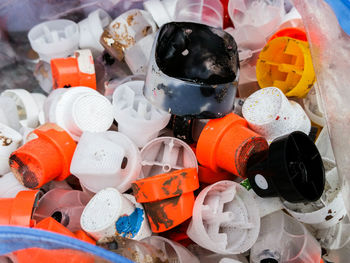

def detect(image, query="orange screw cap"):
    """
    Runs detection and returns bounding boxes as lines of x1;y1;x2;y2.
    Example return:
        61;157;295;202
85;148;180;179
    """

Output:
0;190;39;226
9;123;77;189
196;113;268;178
51;49;96;90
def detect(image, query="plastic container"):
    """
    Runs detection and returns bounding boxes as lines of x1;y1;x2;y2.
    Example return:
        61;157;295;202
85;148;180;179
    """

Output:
28;20;79;63
78;9;112;55
250;211;321;263
9;123;77;189
256;37;316;98
174;0;224;28
51;49;97;90
196;113;268;178
144;22;239;118
112;80;171;147
44;87;114;141
242;87;311;144
187;180;260;254
70;131;141;193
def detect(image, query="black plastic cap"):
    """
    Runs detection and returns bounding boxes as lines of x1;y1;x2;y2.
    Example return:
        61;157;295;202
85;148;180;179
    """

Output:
248;131;325;203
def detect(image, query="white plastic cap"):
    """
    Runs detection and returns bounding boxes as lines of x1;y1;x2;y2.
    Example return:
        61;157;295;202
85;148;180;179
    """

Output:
242;87;311;144
70;131;141;193
28;19;79;63
112;80;171;147
283;164;346;229
0;96;21;132
187;180;260;254
303;86;326;127
124;32;156;74
78;9;111;55
143;0;174;27
80;188;135;240
0;123;22;175
140;137;198;178
46;87;114;141
142;236;200;263
0;172;29;198
107;9;157;52
174;0;224;28
228;0;285;37
2;89;41;128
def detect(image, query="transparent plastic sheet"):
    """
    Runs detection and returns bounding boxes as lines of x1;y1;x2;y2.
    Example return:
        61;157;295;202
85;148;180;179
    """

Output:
291;0;350;220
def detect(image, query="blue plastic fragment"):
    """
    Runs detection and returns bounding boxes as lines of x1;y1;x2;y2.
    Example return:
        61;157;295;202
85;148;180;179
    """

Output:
324;0;350;35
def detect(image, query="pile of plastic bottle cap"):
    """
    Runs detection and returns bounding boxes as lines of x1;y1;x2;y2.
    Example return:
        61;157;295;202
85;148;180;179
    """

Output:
0;0;346;262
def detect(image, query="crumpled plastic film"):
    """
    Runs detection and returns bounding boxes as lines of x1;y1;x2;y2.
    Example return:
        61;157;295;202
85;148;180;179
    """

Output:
292;0;350;218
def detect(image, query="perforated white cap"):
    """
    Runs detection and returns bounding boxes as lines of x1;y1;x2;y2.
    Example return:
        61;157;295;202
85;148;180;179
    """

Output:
242;87;311;144
187;180;260;254
0;123;22;175
80;188;135;240
142;236;200;263
78;9;111;55
2;89;41;128
112;80;171;147
0;172;29;198
28;19;79;63
48;87;114;141
140;137;198;179
70;131;141;193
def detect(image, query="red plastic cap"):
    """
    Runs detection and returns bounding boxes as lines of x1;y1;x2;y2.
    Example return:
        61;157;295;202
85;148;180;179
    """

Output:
9;123;77;189
268;27;307;42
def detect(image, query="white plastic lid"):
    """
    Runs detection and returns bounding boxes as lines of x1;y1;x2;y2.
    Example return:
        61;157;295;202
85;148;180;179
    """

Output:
143;0;174;27
70;131;141;193
174;0;224;28
49;87;114;141
0;96;21;131
187;180;260;254
228;0;285;37
80;188;135;240
142;236;200;263
78;9;111;55
112;80;171;147
2;89;41;128
0;172;29;198
107;9;157;51
28;19;79;63
124;32;156;74
0;123;22;175
242;87;311;143
140;136;198;179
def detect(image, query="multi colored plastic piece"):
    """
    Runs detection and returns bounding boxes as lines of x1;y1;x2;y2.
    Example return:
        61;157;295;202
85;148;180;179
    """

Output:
132;168;199;233
9;123;77;189
256;37;316;98
51;50;97;90
196;113;268;178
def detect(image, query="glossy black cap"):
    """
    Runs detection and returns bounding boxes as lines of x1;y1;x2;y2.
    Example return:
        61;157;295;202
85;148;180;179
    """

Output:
247;131;325;203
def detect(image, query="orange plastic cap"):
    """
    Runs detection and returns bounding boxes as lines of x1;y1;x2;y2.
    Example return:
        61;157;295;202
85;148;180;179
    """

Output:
196;113;268;178
268;27;307;42
132;168;199;203
198;165;234;184
0;190;39;226
35;217;77;238
143;192;195;233
9;123;77;189
51;50;96;90
74;230;96;245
